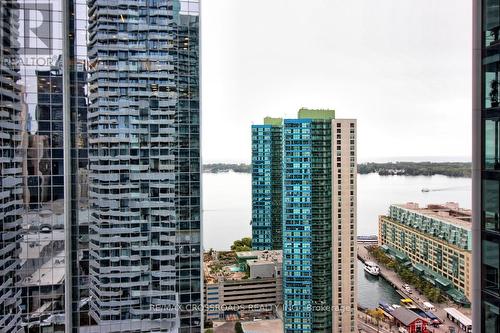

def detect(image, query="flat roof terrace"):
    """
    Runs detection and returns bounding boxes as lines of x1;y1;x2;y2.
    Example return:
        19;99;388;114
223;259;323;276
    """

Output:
393;202;472;230
236;250;282;262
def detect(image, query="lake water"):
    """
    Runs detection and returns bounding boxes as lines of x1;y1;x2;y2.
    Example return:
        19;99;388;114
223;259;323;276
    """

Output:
202;171;471;310
202;172;471;250
357;260;401;309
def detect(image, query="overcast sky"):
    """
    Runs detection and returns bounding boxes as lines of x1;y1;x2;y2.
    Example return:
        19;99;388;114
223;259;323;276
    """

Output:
201;0;472;163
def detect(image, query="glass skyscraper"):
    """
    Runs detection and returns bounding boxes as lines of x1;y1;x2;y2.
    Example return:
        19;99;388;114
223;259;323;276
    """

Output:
0;0;201;332
475;0;500;332
86;0;201;331
251;109;357;333
251;117;282;250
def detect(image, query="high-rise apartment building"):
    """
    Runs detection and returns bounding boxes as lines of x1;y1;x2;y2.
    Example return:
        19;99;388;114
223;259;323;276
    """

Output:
0;0;201;332
86;1;201;331
330;117;357;333
473;0;500;332
251;117;282;250
379;203;472;304
251;109;357;333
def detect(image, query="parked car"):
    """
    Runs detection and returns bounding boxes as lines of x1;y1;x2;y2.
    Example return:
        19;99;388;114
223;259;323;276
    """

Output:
403;284;412;293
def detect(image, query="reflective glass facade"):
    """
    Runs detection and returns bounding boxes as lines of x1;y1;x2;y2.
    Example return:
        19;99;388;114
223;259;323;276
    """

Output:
282;118;315;332
0;1;67;332
0;1;23;331
0;0;201;332
85;0;201;331
255;110;357;333
251;117;282;250
479;0;500;332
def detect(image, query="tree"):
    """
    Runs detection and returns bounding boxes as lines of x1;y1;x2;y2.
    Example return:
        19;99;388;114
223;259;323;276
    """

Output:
231;237;252;252
234;321;244;333
367;309;385;333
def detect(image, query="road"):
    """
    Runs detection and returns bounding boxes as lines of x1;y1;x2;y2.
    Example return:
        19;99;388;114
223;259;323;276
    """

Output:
358;320;391;333
357;245;467;333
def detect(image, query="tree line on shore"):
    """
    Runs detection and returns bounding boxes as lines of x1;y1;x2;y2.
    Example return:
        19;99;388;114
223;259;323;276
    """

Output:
357;161;471;178
203;161;471;178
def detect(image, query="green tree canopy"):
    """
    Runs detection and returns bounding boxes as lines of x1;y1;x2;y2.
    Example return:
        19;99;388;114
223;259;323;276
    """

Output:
234;321;244;333
231;237;252;252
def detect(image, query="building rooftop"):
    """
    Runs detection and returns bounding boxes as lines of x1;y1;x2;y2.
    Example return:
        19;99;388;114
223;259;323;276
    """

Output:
444;308;472;326
297;108;335;120
393;202;472;230
263;117;282;126
236;250;282;261
241;319;283;333
391;307;428;326
205;250;282;283
247;258;282;267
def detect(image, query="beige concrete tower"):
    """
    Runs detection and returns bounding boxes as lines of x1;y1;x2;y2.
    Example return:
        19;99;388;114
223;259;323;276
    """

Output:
331;119;357;332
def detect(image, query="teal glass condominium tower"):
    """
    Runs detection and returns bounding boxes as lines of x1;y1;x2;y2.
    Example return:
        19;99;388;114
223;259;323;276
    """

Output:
251;117;282;250
251;109;357;333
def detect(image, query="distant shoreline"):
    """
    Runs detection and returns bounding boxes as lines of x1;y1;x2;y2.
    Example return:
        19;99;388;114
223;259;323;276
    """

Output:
203;162;472;178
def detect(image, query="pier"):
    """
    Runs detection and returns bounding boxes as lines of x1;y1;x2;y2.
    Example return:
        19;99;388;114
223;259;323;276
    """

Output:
357;245;468;333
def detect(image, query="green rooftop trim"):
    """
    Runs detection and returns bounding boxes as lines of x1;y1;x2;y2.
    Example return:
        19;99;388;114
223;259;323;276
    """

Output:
413;264;425;274
298;108;335;120
263;117;283;126
446;288;470;305
435;276;452;288
385;245;410;263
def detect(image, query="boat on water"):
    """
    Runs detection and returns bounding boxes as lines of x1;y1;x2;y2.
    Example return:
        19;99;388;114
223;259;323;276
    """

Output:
379;302;395;313
363;261;380;276
421;188;430;192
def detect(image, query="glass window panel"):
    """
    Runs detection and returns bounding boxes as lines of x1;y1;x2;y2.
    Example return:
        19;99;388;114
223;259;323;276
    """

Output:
484;179;500;232
484;300;500;333
483;239;500;295
485;118;500;169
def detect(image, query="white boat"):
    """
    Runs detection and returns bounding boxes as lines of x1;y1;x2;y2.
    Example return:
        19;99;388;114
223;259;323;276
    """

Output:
364;261;380;276
421;188;430;192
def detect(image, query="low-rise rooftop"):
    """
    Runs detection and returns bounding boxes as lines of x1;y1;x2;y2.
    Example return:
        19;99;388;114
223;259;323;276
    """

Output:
205;250;282;283
241;319;283;333
391;307;428;326
444;308;472;326
236;250;282;262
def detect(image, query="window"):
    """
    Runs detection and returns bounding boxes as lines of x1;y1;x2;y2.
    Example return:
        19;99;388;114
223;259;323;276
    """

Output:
485;118;500;170
484;300;500;333
483;238;500;296
484;179;500;233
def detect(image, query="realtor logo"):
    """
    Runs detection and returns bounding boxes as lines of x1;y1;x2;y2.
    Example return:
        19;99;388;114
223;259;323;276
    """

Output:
21;2;53;55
